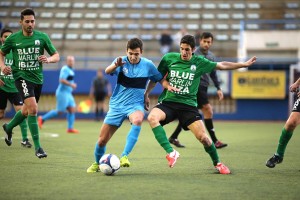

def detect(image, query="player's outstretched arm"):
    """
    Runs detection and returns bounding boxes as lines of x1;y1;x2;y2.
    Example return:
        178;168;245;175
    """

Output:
216;56;257;70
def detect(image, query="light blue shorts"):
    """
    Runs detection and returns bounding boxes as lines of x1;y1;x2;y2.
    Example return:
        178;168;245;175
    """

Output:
56;92;76;112
104;103;145;127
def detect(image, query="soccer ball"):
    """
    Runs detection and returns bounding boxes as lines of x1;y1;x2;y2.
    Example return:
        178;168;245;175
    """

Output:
99;154;120;175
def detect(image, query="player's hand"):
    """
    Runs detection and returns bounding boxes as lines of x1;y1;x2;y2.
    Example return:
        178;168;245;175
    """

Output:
243;56;257;68
114;57;126;67
71;83;77;89
0;79;5;86
144;95;150;111
289;83;299;93
1;66;11;75
217;89;224;101
166;85;180;92
246;56;257;65
38;55;51;63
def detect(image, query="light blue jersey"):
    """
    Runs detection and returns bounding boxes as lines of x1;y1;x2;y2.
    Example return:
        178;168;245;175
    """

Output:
56;65;75;94
104;56;163;126
56;65;76;111
109;56;162;108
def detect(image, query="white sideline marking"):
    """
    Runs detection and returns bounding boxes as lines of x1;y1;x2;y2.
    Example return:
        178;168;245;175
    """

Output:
42;132;60;138
0;132;59;140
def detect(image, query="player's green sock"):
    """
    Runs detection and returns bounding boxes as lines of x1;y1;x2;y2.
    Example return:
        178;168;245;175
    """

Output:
276;128;293;158
6;110;26;131
27;115;41;150
19;119;28;141
204;143;220;166
152;125;173;153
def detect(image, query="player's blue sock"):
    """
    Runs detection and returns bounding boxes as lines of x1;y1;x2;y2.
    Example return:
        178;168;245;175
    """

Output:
67;112;75;129
42;110;58;121
121;125;141;157
94;142;106;164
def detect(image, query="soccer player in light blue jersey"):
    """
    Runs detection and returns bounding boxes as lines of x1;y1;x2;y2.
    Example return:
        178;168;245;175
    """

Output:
87;38;179;173
38;56;79;133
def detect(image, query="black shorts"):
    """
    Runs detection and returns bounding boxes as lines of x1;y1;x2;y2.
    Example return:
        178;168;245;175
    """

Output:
155;101;202;130
197;85;209;109
292;98;300;112
0;90;23;109
94;91;107;102
15;78;43;102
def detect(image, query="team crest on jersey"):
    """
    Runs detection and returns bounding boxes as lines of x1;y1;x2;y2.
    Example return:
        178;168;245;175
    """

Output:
35;40;40;45
122;67;128;74
190;65;196;72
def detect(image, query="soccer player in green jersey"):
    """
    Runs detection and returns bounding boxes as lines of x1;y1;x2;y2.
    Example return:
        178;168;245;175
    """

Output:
145;35;256;174
0;8;60;158
266;77;300;168
0;28;31;148
169;32;227;149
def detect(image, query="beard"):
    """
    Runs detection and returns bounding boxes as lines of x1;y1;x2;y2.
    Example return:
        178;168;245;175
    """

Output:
26;27;33;34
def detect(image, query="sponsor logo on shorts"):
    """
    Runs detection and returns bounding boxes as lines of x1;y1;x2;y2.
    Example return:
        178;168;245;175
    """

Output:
21;80;29;97
293;98;300;111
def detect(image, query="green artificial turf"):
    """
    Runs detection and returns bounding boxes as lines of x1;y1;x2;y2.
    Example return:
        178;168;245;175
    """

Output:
1;120;299;200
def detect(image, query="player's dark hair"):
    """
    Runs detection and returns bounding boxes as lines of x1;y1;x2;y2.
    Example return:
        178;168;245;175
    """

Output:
20;8;35;20
200;32;214;41
180;35;196;49
127;38;143;51
1;28;13;37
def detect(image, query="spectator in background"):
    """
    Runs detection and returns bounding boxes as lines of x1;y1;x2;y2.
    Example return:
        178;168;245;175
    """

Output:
194;30;201;48
38;56;79;134
159;30;173;55
173;28;189;50
89;69;111;121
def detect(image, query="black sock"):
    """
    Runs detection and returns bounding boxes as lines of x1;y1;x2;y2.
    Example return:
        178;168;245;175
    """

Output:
170;122;182;139
204;119;218;143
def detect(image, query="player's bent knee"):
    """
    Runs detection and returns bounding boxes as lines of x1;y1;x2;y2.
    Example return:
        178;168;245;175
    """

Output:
199;135;212;146
147;113;158;125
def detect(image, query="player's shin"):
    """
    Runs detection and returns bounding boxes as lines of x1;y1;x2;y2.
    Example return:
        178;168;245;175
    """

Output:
121;125;141;156
204;141;220;166
94;142;106;164
6;110;26;131
19;119;28;141
276;128;293;157
27;115;41;150
152;125;173;153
